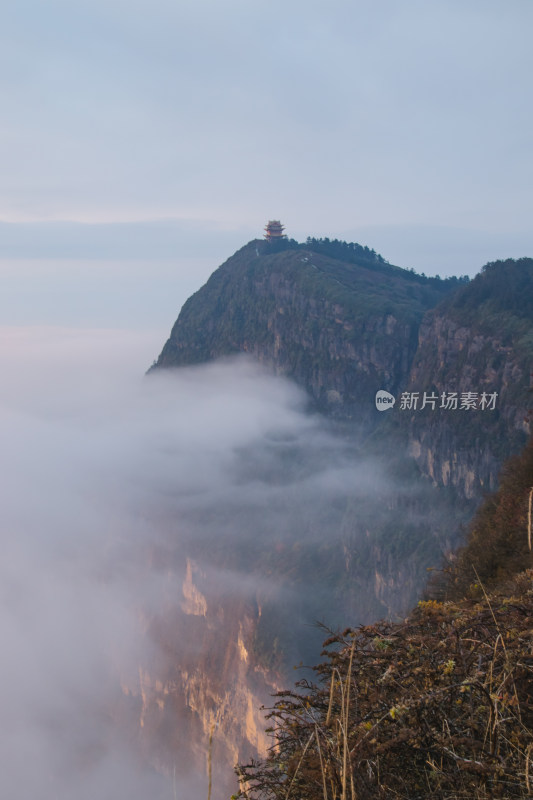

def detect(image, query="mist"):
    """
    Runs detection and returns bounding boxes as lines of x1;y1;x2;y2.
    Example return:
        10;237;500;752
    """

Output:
0;325;439;797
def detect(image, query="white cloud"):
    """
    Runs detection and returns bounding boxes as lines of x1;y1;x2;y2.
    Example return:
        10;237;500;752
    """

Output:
0;326;396;796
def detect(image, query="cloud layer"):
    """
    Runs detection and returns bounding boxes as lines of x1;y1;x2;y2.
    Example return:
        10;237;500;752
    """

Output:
0;327;387;795
0;325;456;794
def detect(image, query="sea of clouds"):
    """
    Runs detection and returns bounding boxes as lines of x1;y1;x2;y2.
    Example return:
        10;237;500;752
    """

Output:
0;326;395;798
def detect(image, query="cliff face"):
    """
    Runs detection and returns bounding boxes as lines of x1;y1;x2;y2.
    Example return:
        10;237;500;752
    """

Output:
120;497;463;792
405;314;531;498
403;258;533;498
154;240;454;425
146;243;532;789
120;558;279;797
153;245;532;500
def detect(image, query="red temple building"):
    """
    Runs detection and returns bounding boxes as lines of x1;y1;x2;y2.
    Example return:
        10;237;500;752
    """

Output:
264;220;286;241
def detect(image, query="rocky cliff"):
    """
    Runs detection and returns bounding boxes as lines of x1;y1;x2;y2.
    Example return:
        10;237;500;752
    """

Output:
153;239;456;426
153;243;532;500
403;257;533;498
120;558;280;798
146;241;532;791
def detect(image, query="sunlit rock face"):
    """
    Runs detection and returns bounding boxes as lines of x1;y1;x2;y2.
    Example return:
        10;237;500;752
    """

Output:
120;558;280;797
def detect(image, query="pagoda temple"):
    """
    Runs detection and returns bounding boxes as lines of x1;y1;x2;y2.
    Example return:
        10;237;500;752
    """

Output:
264;220;286;241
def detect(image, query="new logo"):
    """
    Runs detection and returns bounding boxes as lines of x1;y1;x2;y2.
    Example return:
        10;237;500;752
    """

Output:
375;390;396;411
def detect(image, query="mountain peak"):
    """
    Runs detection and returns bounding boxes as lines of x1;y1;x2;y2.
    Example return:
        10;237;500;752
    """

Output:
150;237;456;417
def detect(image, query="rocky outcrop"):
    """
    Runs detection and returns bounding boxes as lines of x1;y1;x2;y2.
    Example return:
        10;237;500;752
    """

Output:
402;263;532;499
146;244;533;790
153;246;532;501
153;240;453;425
120;558;280;796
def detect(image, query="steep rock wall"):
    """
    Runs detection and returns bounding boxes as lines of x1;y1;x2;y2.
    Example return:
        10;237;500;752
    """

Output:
120;559;279;796
146;248;533;791
154;248;533;502
403;303;531;499
154;241;449;426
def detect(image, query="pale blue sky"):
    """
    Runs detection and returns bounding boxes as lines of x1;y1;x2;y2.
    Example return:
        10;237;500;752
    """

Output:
1;0;533;325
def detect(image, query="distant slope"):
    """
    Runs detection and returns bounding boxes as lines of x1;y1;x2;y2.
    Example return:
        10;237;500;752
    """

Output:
405;257;533;498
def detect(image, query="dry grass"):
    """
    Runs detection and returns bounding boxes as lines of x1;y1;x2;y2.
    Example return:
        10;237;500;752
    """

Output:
236;570;533;799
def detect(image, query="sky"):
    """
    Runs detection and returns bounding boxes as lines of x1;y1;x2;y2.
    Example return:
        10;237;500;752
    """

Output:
1;0;533;330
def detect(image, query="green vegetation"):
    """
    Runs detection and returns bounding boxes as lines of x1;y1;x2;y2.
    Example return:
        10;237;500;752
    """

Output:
438;257;533;334
304;236;387;266
302;237;469;289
